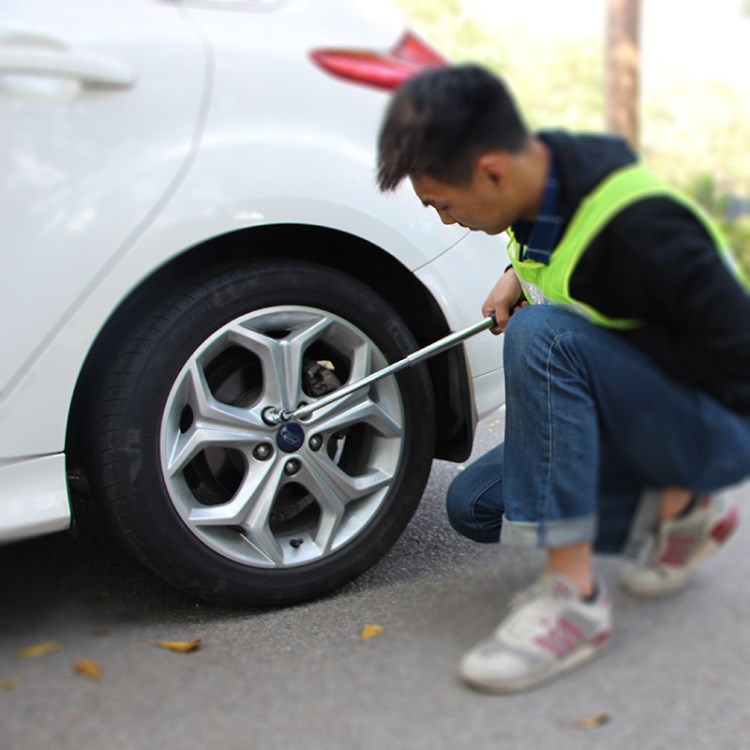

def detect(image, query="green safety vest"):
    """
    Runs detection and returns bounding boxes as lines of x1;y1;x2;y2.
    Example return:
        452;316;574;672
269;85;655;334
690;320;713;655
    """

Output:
507;163;748;329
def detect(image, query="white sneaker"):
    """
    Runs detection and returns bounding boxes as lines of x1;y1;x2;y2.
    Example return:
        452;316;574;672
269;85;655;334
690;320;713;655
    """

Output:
621;494;740;597
459;573;612;694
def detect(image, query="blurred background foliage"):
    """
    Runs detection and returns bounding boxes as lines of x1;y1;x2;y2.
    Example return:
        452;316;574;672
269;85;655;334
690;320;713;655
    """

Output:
394;0;750;276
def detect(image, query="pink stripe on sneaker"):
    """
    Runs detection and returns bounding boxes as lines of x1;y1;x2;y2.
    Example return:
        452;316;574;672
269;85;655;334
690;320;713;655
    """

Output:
710;506;740;544
535;635;565;658
559;617;585;641
659;536;695;565
591;630;611;648
534;618;586;658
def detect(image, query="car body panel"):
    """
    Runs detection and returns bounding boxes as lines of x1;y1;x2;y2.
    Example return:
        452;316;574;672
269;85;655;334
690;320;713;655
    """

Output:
0;0;207;395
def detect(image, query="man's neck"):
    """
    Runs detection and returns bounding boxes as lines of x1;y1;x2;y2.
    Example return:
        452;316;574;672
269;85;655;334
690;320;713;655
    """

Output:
515;137;551;222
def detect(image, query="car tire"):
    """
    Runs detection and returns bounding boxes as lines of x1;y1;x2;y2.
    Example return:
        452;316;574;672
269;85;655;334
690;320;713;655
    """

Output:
84;259;436;605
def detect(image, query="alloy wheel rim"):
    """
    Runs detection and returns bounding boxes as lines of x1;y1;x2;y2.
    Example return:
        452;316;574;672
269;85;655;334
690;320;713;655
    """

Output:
159;306;405;568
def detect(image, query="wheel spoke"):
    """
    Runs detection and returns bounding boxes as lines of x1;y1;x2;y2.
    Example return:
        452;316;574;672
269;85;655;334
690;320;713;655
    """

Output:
239;519;284;567
298;453;393;553
187;459;274;525
294;461;347;554
314;507;344;555
225;324;287;407
312;394;402;438
188;460;284;565
347;339;374;383
282;315;334;404
306;338;401;436
164;362;267;476
228;314;332;410
184;360;265;428
306;451;393;502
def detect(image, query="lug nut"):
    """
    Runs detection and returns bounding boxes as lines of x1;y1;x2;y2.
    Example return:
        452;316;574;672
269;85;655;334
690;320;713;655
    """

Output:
253;443;273;461
262;406;282;426
284;459;301;476
309;434;323;451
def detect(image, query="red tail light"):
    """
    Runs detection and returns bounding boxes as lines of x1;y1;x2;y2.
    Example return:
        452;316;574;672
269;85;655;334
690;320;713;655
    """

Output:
310;32;447;91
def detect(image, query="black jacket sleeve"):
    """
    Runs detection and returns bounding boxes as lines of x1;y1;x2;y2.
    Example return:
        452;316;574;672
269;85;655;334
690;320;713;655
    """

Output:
569;197;750;413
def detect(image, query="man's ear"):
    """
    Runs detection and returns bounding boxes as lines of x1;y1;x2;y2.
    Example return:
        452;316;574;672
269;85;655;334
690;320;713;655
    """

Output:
475;152;509;191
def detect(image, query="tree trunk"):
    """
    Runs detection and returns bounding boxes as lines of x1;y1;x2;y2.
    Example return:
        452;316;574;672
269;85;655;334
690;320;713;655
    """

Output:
605;0;641;148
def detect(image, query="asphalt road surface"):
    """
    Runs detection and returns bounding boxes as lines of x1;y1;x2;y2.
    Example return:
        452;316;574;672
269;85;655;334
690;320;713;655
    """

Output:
2;408;750;750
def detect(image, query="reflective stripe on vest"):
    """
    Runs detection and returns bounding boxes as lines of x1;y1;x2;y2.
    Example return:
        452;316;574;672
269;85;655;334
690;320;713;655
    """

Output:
507;163;748;330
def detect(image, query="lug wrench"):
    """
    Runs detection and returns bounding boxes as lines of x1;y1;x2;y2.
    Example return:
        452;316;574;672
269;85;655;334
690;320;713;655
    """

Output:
265;315;496;424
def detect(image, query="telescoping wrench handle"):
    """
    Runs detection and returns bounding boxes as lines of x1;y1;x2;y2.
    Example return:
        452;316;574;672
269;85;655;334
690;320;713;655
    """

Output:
280;315;497;423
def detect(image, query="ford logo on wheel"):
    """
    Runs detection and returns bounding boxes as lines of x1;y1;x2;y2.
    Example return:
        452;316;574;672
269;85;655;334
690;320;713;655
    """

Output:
276;422;305;453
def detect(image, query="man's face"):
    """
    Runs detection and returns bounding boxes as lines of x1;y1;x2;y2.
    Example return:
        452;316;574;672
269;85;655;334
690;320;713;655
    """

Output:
410;163;518;236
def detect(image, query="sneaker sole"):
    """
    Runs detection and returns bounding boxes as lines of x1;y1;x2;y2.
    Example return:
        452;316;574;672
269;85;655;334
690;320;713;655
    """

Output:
621;504;740;598
459;632;611;694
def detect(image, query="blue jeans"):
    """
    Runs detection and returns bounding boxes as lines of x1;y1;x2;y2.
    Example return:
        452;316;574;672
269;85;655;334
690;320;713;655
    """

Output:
447;305;750;554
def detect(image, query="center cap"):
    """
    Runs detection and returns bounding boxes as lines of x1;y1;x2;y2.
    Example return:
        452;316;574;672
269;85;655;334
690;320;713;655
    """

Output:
276;422;305;454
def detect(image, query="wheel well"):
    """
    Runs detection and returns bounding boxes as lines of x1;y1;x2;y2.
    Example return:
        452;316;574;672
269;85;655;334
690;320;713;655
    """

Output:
66;224;475;470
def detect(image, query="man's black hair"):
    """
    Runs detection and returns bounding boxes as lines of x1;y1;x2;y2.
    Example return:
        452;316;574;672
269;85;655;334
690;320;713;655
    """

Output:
377;64;529;192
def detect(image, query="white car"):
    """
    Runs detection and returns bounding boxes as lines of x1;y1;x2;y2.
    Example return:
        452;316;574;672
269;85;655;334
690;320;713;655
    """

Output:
0;0;504;604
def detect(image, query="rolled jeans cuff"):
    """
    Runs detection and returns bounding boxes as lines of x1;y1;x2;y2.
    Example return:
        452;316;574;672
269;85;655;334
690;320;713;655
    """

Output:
500;513;597;548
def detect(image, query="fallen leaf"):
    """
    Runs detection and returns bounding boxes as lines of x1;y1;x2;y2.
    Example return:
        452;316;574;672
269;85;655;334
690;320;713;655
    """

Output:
73;659;101;682
575;713;611;730
154;639;202;653
0;679;19;691
359;624;384;642
16;641;62;659
92;628;112;637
